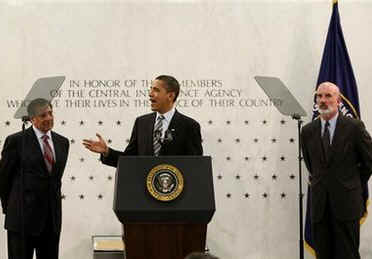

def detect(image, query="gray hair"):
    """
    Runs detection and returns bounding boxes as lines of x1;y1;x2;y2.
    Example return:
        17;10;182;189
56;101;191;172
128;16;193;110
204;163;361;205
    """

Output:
27;98;52;118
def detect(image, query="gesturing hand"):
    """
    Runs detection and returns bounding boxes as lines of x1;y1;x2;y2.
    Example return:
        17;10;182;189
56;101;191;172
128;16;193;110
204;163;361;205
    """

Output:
82;133;109;155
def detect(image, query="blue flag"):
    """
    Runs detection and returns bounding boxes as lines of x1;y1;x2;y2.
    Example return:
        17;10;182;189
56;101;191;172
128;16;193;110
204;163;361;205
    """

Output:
305;0;368;255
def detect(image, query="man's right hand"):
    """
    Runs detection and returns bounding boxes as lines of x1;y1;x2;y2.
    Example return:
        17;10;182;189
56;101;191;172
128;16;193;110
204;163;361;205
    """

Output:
83;133;109;156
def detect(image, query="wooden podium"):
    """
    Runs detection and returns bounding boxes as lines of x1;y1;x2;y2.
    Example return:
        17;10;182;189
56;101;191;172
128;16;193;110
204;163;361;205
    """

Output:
113;156;215;259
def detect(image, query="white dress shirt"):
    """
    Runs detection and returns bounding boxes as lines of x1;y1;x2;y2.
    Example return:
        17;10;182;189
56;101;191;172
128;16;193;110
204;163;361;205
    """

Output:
320;112;339;145
155;107;176;139
32;125;56;160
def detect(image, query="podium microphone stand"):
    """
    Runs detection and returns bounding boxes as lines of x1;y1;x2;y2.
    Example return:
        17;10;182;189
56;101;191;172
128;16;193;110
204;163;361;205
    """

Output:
255;76;307;259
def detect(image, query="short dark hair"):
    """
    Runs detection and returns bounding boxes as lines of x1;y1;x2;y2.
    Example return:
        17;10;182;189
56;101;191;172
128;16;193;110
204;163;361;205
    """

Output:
27;98;52;118
184;252;219;259
155;75;180;102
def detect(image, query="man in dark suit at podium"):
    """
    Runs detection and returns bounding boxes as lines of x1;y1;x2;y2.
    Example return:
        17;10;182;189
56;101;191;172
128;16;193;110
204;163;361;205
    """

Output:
301;82;372;259
83;75;203;163
0;98;70;259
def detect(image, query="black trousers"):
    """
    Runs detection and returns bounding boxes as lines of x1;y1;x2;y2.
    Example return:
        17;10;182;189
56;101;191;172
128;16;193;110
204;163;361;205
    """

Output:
313;197;361;259
7;217;60;259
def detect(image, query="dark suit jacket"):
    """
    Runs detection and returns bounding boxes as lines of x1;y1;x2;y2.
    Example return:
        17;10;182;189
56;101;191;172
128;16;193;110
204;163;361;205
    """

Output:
301;115;372;222
0;127;69;235
101;110;203;167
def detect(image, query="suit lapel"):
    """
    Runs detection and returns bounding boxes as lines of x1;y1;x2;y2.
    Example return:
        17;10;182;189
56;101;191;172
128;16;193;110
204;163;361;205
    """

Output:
328;115;346;164
145;113;156;155
160;110;180;155
167;110;180;132
51;132;60;176
313;119;328;166
27;127;50;174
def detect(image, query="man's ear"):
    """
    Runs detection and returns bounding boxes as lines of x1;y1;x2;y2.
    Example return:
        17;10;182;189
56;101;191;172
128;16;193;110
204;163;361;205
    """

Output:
337;95;342;104
168;92;176;102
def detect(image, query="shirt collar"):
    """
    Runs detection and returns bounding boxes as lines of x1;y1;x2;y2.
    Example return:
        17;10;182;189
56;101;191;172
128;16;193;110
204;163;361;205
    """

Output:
156;107;176;123
320;112;339;128
32;125;52;140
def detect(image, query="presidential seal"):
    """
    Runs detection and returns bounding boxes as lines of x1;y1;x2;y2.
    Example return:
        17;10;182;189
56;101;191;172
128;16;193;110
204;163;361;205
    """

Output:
146;164;184;201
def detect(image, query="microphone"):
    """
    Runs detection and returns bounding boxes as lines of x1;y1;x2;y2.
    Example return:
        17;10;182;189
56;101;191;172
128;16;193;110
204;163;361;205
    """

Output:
163;129;174;144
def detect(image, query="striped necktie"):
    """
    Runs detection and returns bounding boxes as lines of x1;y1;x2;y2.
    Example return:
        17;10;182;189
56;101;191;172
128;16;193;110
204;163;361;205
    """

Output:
42;135;54;173
153;115;165;156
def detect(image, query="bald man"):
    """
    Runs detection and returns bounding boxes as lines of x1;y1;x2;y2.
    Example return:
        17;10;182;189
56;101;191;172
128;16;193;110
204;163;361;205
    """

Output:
301;82;372;259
